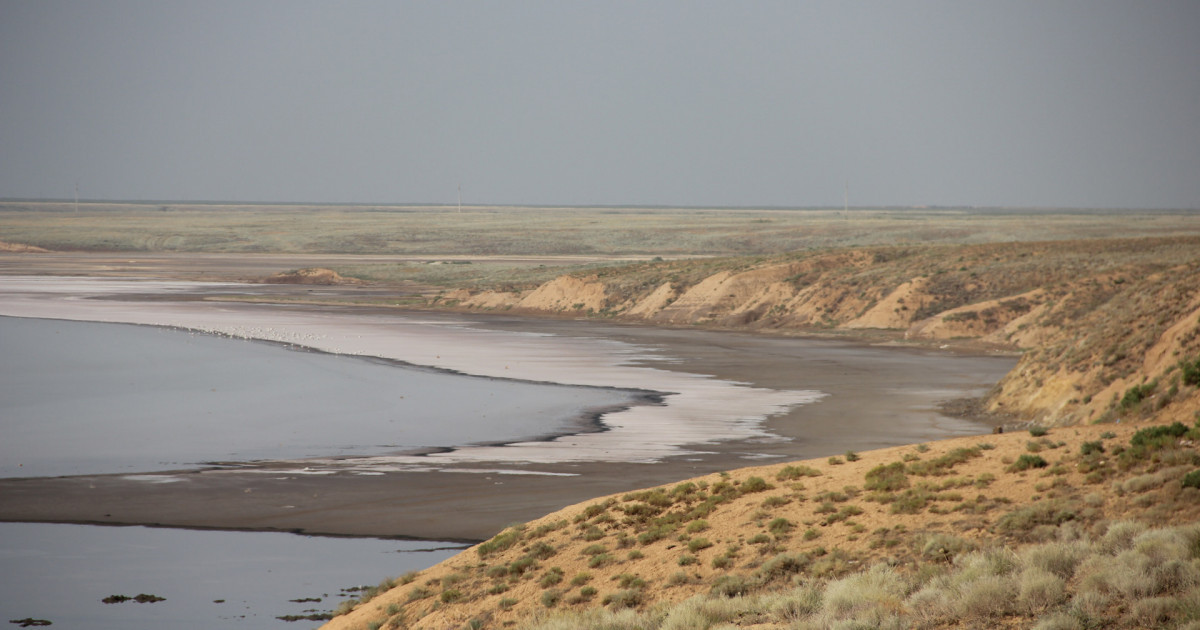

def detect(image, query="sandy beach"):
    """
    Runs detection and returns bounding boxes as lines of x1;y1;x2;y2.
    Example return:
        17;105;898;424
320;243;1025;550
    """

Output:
0;276;1015;540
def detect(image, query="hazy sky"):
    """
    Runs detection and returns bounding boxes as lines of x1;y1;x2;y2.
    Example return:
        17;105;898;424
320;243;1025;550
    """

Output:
1;1;1197;208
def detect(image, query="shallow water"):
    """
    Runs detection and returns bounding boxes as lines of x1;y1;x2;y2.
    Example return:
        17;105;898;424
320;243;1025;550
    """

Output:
0;522;463;630
0;316;637;478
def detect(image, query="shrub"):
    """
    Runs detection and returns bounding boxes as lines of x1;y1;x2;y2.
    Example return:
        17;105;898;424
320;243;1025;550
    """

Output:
498;597;517;610
602;589;643;609
1080;441;1105;455
804;528;820;541
527;541;557;560
1120;381;1157;410
637;524;674;545
891;486;934;514
476;526;522;557
921;533;975;562
823;564;907;618
740;476;773;493
1030;425;1049;437
539;567;564;588
828;456;844;465
1182;470;1200;489
1131;422;1189;447
865;462;909;491
768;518;794;535
587;553;614;568
570;572;592;586
762;495;791;509
677;554;697;566
1017;568;1066;613
776;464;822;480
530;519;567;538
1182;357;1200;386
667;571;693;586
845;450;861;462
711;574;753;598
1008;454;1049;472
996;501;1077;539
439;589;462;603
540;589;562;608
758;552;810;582
581;543;608;556
686;519;709;533
908;447;982;476
687;537;713;552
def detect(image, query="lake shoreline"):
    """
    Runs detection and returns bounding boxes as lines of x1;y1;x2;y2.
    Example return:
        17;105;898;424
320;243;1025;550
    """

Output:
0;277;1016;541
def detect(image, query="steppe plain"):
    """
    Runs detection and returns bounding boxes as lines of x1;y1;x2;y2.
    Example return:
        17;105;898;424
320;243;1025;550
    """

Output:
3;202;1200;628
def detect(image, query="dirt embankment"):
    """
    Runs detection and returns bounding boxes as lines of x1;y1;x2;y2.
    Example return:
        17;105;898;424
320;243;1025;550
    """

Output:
264;267;363;285
0;240;51;253
433;237;1200;428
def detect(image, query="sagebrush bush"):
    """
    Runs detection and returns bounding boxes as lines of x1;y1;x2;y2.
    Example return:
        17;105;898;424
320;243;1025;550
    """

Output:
776;464;822;480
1018;568;1067;613
1009;454;1049;472
864;462;909;491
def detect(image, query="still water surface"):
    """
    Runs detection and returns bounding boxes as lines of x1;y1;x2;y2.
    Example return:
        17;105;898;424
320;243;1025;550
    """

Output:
0;522;463;630
0;316;637;477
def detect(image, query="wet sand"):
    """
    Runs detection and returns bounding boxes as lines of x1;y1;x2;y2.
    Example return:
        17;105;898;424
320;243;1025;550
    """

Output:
0;276;1016;541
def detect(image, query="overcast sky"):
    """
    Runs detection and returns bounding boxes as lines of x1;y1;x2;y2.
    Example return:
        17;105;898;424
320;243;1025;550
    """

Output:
1;1;1197;208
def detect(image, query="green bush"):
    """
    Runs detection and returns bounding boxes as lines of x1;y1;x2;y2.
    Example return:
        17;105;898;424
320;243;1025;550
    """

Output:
1008;454;1049;472
540;589;562;608
710;575;753;598
602;589;643;609
1120;381;1157;410
865;462;909;491
476;526;522;557
776;464;822;480
1080;441;1105;455
1181;470;1200;489
740;476;773;493
1029;425;1049;437
768;518;794;535
1130;422;1189;447
538;567;564;588
1182;357;1200;386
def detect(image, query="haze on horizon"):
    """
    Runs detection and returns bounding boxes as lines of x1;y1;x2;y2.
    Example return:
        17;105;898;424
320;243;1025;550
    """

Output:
1;1;1197;209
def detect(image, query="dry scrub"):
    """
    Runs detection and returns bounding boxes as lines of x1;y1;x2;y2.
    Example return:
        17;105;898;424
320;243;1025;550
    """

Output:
322;420;1200;629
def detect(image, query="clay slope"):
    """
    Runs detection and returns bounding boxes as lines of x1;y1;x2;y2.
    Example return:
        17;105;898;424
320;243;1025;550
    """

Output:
433;236;1200;427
